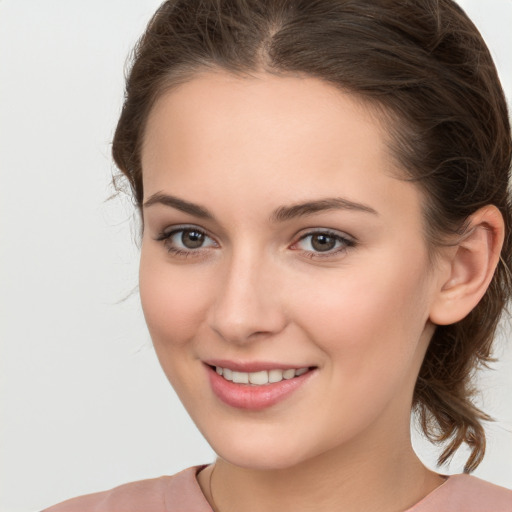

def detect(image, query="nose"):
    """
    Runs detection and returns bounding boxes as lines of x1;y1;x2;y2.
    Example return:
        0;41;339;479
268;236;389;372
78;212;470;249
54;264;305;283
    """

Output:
207;249;287;345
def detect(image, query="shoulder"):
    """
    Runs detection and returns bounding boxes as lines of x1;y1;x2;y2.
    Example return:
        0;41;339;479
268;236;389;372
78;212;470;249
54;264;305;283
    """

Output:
41;465;212;512
409;474;512;512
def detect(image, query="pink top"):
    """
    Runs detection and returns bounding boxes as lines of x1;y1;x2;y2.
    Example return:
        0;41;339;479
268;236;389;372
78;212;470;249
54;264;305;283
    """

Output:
42;465;512;512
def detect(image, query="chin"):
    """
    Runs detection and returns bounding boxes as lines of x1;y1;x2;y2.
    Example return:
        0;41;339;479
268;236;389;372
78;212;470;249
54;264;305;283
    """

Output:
205;429;318;471
219;449;308;471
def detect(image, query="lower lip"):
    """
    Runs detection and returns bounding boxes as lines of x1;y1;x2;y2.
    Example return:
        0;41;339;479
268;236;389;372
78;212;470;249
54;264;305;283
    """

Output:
206;366;315;411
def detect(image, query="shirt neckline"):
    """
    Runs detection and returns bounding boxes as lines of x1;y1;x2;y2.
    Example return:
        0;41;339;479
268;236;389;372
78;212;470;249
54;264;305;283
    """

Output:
192;466;455;512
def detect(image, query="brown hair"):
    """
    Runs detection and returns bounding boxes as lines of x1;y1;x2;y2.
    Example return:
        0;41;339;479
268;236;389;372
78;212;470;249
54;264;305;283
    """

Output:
112;0;512;472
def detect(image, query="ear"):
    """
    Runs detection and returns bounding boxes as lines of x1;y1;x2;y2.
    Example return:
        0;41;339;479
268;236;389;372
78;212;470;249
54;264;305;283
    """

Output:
429;205;505;326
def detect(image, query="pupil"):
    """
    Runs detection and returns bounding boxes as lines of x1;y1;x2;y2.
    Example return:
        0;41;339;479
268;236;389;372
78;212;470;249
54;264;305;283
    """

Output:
311;234;335;252
182;230;204;249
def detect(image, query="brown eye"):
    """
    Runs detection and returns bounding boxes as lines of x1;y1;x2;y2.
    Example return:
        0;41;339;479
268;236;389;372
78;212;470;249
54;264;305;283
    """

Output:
293;230;355;257
310;233;336;252
156;226;217;255
181;229;205;249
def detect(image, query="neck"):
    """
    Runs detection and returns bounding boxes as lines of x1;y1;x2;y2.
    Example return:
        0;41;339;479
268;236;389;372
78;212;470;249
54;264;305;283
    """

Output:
198;425;444;512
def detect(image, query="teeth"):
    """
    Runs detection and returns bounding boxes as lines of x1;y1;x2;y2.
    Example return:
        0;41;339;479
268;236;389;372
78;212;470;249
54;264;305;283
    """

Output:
214;366;309;385
268;369;283;383
249;371;268;385
232;371;249;384
283;369;295;380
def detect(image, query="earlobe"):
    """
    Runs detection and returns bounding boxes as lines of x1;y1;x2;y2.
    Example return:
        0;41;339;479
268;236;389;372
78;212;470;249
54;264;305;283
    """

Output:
429;205;505;326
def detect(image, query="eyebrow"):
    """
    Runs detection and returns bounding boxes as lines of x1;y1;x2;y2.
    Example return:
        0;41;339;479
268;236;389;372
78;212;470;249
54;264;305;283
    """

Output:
143;192;214;219
143;192;378;222
270;197;378;222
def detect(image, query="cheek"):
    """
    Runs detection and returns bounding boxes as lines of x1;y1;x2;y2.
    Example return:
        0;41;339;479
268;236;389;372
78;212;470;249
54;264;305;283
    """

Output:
291;257;432;376
138;251;213;348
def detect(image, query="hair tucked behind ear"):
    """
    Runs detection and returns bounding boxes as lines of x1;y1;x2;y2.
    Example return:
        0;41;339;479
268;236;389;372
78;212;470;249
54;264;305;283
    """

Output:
112;0;512;472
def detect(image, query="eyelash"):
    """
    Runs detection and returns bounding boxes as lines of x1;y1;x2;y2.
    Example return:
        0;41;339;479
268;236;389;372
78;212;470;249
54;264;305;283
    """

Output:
292;230;356;259
155;226;217;258
155;226;356;259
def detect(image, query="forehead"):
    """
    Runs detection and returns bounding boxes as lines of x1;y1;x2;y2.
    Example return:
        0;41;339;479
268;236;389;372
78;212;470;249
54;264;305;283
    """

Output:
142;71;386;163
141;71;423;226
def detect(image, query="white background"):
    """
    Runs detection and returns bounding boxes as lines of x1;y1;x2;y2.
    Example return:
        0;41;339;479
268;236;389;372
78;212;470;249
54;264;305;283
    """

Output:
0;1;511;511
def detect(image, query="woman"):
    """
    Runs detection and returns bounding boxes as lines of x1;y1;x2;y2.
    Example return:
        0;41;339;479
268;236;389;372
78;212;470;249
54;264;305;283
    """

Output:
44;0;512;510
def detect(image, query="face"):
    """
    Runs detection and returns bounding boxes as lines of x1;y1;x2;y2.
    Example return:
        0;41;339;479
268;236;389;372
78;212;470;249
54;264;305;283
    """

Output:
139;71;443;470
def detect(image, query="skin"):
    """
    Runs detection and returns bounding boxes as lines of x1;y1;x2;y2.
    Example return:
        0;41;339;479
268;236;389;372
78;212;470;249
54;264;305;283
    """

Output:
138;71;498;512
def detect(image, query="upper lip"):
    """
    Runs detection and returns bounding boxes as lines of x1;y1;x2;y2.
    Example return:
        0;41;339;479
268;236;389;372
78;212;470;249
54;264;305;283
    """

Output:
204;359;313;372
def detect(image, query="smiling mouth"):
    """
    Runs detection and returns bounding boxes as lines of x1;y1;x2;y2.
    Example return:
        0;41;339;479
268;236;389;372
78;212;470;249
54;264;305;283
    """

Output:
206;363;317;410
210;365;313;385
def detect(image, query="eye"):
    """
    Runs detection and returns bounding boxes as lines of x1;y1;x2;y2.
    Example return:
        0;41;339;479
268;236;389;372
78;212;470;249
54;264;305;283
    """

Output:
156;226;218;256
292;230;355;257
176;229;207;249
